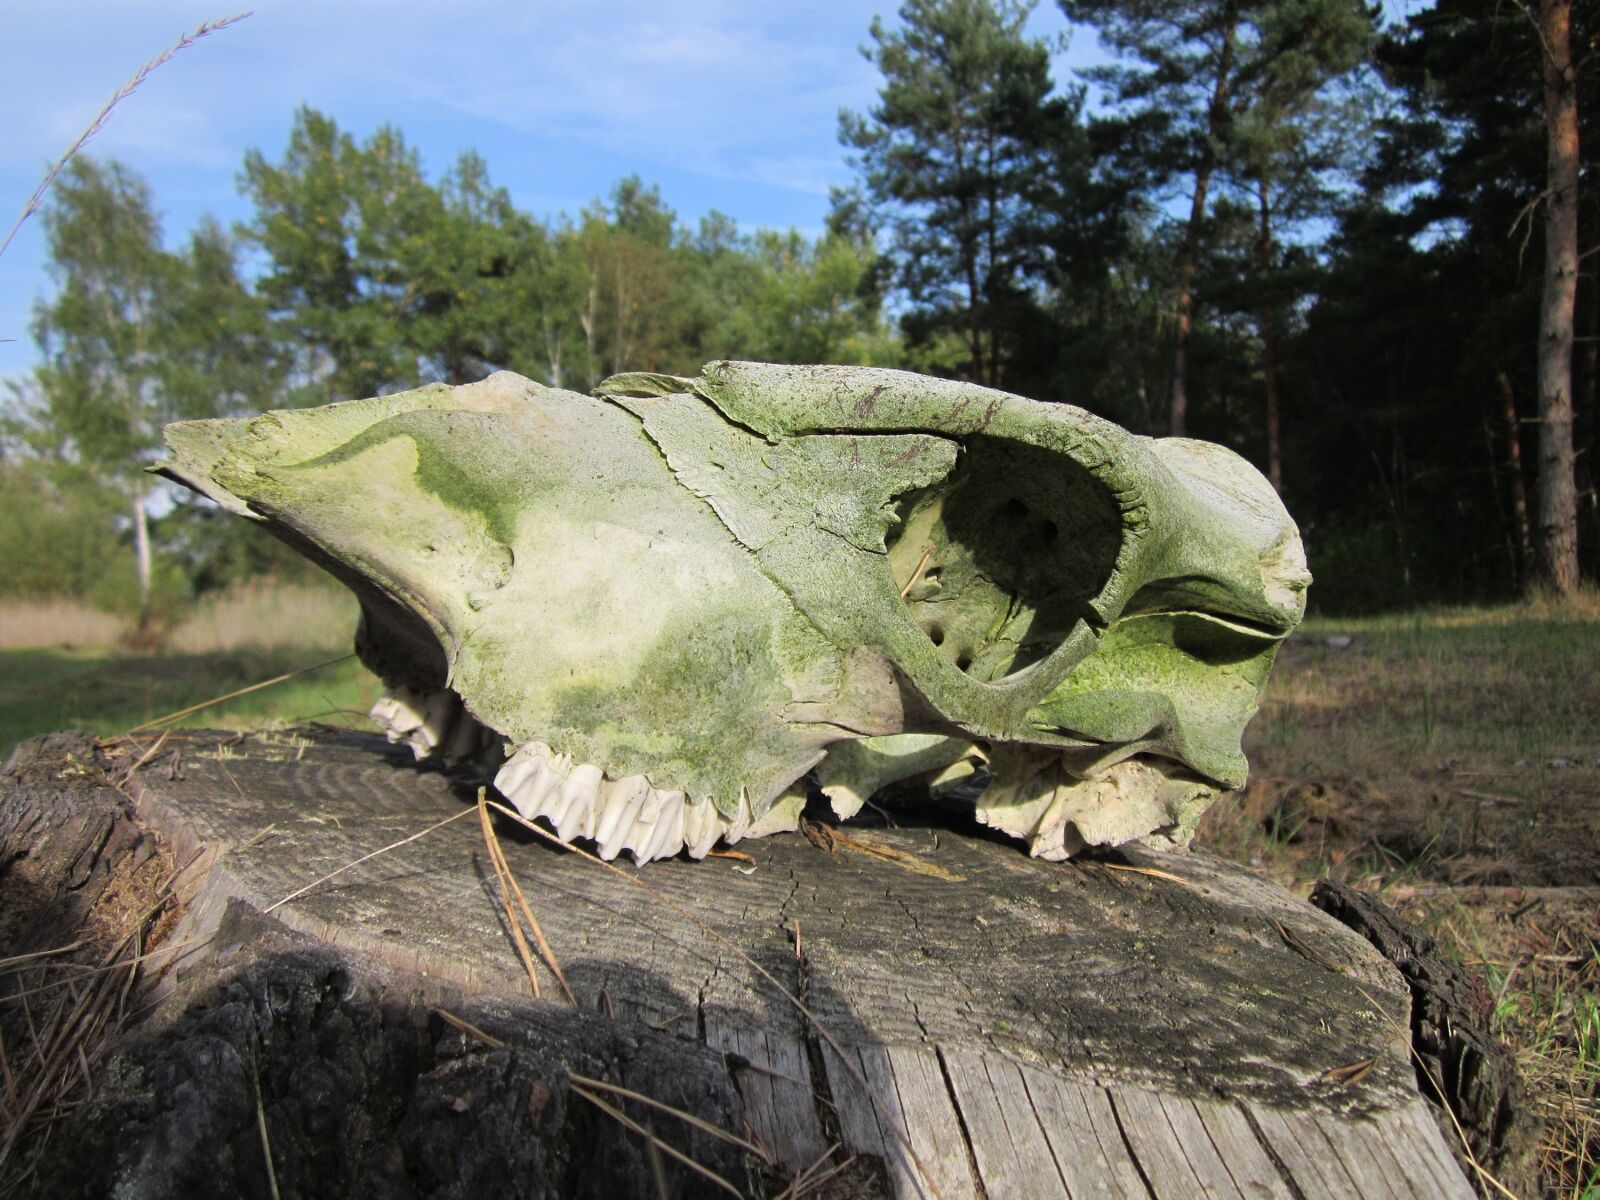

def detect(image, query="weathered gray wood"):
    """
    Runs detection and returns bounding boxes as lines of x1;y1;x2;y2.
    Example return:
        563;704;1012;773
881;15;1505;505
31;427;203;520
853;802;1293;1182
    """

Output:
704;1014;829;1169
823;1042;983;1200
1248;1104;1368;1197
1018;1070;1150;1200
1310;878;1538;1193
943;1050;1073;1199
1;729;1487;1199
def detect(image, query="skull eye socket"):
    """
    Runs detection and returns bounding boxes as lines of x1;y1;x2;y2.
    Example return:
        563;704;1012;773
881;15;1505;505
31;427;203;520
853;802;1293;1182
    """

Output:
886;435;1123;682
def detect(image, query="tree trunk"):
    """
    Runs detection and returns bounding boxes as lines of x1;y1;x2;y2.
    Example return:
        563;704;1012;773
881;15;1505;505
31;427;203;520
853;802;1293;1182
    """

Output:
132;481;152;620
1168;15;1237;439
1169;181;1209;439
1497;372;1535;585
579;271;598;391
953;122;986;387
1535;0;1581;593
0;729;1498;1200
1257;177;1282;493
1580;255;1597;555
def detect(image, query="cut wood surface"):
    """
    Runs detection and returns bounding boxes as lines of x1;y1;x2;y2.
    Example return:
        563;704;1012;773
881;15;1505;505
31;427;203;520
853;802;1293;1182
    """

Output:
2;728;1478;1199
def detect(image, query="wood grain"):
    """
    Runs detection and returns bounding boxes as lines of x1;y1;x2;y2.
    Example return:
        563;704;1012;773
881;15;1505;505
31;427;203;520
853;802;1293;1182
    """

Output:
1;727;1482;1199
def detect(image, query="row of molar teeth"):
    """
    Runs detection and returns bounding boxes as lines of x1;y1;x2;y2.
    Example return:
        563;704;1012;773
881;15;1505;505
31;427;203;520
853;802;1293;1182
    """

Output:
369;687;494;766
492;742;765;865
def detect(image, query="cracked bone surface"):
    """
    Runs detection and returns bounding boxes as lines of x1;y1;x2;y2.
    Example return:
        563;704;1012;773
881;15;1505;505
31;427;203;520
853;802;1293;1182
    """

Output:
157;362;1308;864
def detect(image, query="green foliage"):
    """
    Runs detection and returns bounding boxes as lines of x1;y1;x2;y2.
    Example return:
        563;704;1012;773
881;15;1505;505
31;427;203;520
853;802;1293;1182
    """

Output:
9;0;1596;616
0;647;379;763
0;461;130;602
840;0;1076;387
13;158;281;615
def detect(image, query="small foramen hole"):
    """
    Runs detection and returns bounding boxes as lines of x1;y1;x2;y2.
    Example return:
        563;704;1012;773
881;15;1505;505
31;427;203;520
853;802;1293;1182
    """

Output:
1039;519;1059;544
999;498;1028;519
923;622;946;646
955;652;973;671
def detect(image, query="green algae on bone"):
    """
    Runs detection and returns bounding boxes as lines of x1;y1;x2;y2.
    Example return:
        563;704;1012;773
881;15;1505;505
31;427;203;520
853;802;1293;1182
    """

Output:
156;363;1309;863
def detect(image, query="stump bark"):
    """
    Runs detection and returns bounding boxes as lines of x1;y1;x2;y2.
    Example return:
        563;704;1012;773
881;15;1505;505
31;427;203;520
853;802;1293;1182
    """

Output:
1;728;1484;1199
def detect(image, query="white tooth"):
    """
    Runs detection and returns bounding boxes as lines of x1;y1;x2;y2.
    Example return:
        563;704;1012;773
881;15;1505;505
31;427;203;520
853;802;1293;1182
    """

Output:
523;759;565;819
409;692;458;759
368;696;402;734
493;754;540;813
544;787;581;840
371;688;426;736
628;797;661;864
744;790;806;839
636;788;663;830
534;751;577;829
680;795;706;857
684;796;722;859
555;764;602;843
590;777;627;847
597;777;649;860
720;788;756;845
638;790;686;863
621;788;663;861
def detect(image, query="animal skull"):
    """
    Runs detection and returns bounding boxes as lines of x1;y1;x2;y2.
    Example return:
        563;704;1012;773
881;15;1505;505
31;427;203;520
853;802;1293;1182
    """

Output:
158;362;1308;863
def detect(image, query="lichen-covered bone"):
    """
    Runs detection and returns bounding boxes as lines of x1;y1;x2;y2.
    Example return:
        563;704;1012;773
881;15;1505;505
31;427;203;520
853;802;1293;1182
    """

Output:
157;362;1308;864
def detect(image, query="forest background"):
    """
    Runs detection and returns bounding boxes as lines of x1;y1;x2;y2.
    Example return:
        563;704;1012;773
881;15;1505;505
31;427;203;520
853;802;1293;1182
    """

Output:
2;5;1597;1189
2;0;1595;622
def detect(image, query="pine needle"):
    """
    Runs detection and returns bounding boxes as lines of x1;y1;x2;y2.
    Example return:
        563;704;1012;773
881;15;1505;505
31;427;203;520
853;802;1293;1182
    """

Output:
476;793;575;1004
1315;1056;1376;1086
432;1009;505;1050
568;1071;772;1163
262;807;473;914
1100;861;1197;889
569;1083;745;1199
483;799;949;1200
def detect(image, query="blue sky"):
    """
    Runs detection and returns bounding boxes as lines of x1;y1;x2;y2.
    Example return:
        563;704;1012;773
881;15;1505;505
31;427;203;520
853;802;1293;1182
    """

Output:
0;1;1103;385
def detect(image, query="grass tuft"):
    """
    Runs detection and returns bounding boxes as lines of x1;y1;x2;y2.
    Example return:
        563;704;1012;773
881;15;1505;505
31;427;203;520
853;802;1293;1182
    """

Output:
1198;596;1599;1198
0;580;379;762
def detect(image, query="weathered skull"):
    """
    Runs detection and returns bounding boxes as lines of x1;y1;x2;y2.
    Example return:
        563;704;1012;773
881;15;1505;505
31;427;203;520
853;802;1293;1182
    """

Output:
158;362;1308;863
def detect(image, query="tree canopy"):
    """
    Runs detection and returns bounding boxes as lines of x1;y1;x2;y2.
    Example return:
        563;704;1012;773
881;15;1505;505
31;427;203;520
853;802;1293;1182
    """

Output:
5;0;1595;613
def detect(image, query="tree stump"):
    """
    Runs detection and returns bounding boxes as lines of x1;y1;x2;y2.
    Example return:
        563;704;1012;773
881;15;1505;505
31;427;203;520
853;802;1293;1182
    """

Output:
1;728;1480;1199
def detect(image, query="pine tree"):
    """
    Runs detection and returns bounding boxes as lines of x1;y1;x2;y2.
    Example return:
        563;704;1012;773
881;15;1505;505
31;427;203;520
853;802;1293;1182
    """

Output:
841;0;1069;387
1061;0;1372;438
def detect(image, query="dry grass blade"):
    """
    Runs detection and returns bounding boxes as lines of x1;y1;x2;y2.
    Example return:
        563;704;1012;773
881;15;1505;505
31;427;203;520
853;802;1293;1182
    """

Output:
780;1145;855;1200
0;884;174;1181
899;544;936;598
484;799;948;1200
825;828;966;883
114;727;174;783
0;1026;17;1114
568;1071;772;1163
432;1008;505;1050
1100;861;1196;889
1409;1042;1523;1200
478;799;542;999
1274;919;1343;973
477;794;575;1004
1315;1056;1376;1086
0;13;252;261
0;934;215;1006
252;1058;281;1200
0;944;84;974
125;653;354;733
261;807;473;915
569;1083;745;1199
